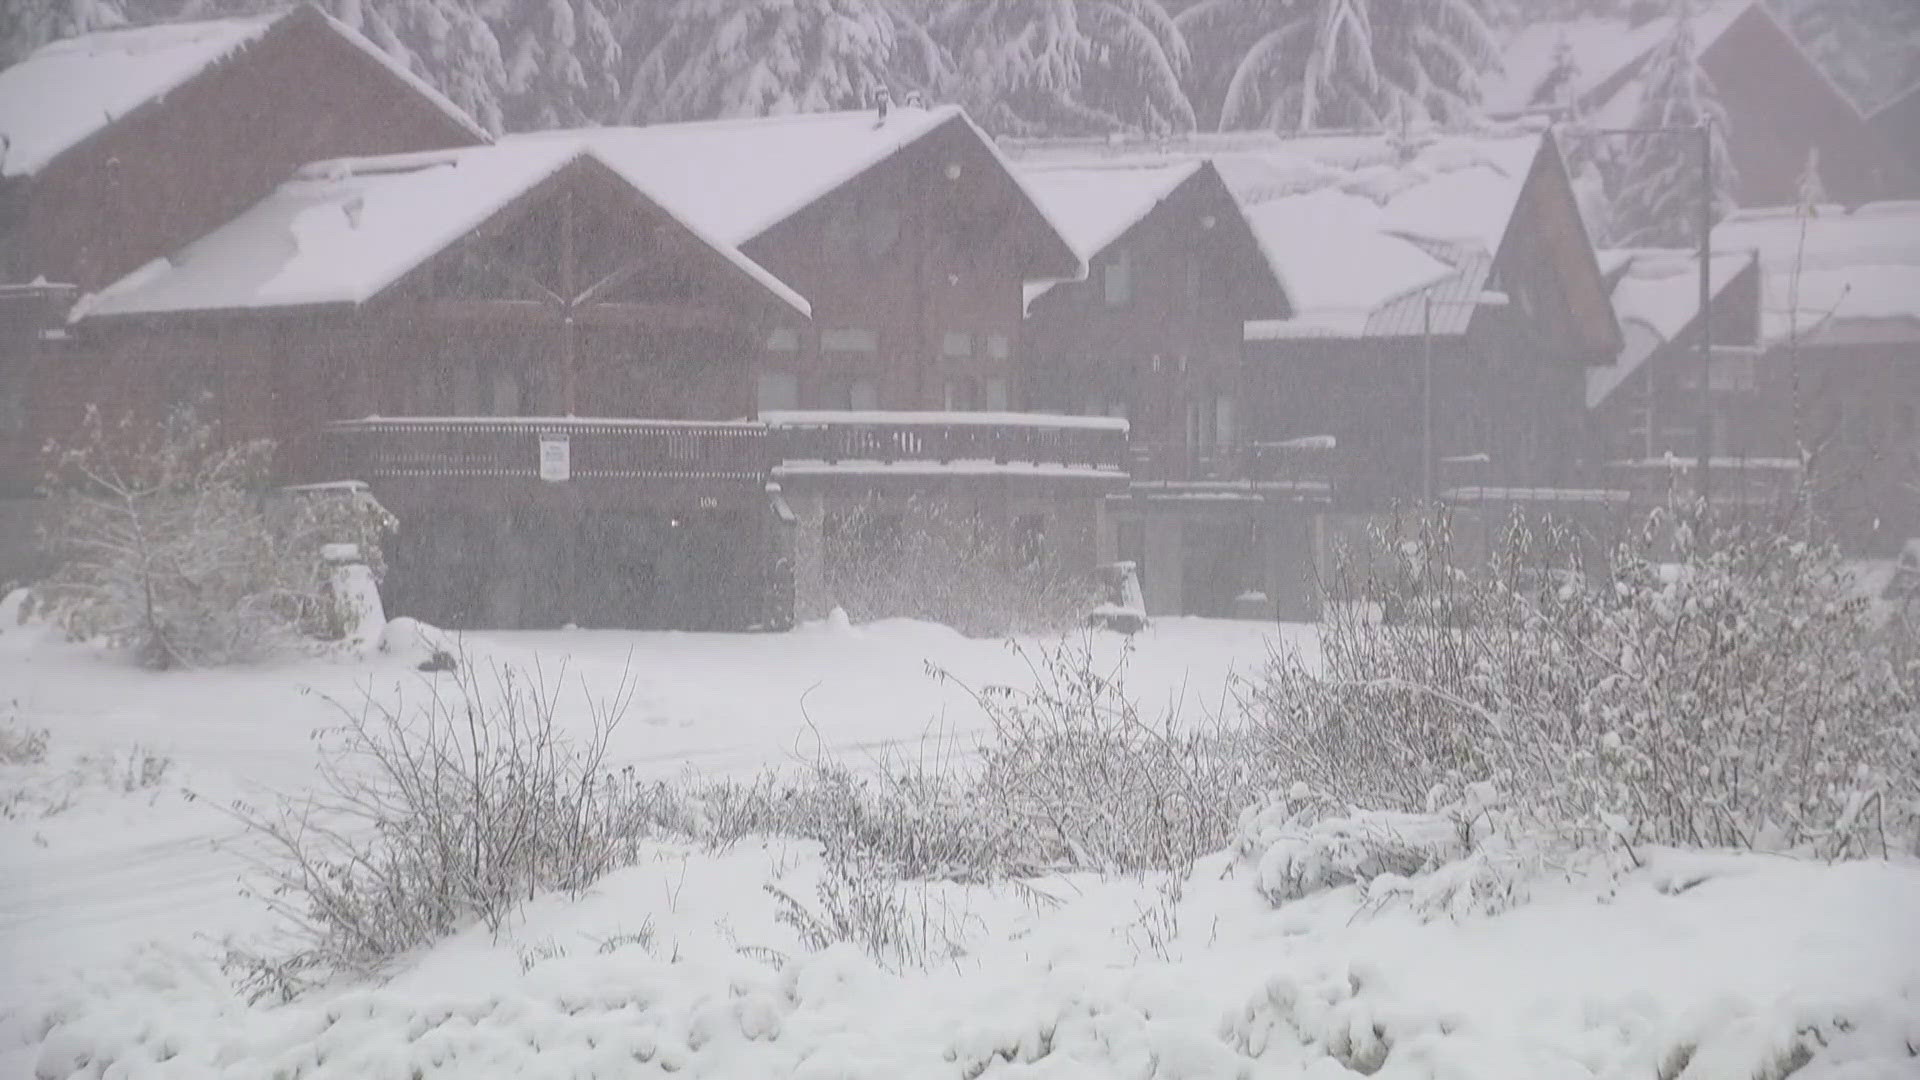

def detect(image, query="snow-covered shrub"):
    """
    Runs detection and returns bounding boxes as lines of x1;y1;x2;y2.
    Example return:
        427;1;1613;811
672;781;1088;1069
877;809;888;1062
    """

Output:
38;407;393;669
0;722;173;822
654;638;1272;890
801;496;1094;637
1231;782;1539;920
947;637;1276;873
223;656;666;996
0;704;45;767
766;844;977;974
1249;505;1920;858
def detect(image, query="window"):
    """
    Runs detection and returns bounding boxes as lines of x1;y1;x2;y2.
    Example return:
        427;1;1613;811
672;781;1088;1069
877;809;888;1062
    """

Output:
1214;394;1237;451
944;377;977;411
983;377;1009;411
766;326;802;352
849;378;880;411
821;328;879;355
985;334;1011;360
757;371;799;413
942;332;974;358
1104;249;1133;307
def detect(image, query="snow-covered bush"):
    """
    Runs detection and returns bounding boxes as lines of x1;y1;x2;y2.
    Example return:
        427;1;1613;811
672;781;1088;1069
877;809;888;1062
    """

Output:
38;408;393;669
1230;782;1539;920
946;637;1275;873
1248;505;1920;859
801;496;1094;638
223;656;666;997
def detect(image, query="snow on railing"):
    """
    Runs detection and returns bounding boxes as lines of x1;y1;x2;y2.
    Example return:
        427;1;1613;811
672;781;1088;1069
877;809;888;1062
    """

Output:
300;412;1131;484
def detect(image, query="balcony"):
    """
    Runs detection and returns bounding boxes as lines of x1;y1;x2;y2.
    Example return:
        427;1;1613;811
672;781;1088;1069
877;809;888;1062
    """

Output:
302;417;772;486
762;411;1130;479
297;412;1132;490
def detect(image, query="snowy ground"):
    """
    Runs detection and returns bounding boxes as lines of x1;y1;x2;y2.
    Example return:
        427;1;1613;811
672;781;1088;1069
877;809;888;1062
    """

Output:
3;614;1918;1079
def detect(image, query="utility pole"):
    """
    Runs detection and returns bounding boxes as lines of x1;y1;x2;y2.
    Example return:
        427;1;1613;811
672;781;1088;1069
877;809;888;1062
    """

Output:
1696;119;1713;506
1423;291;1434;505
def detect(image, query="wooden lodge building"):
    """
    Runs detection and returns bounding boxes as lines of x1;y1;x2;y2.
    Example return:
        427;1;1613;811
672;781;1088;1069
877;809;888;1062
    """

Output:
1010;128;1625;618
0;14;1131;628
5;6;1911;628
1484;0;1913;208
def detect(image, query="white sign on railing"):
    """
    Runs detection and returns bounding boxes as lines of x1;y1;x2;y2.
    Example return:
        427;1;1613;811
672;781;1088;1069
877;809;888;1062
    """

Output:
539;433;570;482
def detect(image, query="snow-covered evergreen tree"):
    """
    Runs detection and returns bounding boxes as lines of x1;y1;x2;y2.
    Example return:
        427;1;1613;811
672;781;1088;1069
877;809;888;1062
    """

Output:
1175;0;1499;132
1;0;127;65
493;0;623;128
618;0;944;124
1607;0;1736;246
927;0;1195;137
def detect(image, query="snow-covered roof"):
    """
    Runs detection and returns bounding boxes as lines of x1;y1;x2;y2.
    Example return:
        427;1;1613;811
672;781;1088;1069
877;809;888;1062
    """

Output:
1008;129;1545;340
0;14;277;178
1016;159;1204;306
0;5;487;180
77;143;808;320
1713;201;1920;347
1482;0;1755;119
510;106;964;248
1588;247;1758;408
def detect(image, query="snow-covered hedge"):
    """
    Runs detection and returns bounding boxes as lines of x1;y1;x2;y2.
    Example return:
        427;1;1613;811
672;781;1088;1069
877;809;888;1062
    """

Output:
1249;507;1920;860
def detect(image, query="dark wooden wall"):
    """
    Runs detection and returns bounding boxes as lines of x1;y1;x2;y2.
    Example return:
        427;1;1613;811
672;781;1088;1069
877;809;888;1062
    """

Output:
11;7;483;293
1705;8;1910;207
1023;167;1286;473
742;117;1075;412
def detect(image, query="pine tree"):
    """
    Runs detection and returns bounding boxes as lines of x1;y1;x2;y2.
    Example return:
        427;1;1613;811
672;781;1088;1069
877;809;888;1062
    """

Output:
1175;0;1499;132
320;0;509;133
926;0;1195;137
495;0;624;128
1608;1;1736;247
618;0;944;124
1;0;128;66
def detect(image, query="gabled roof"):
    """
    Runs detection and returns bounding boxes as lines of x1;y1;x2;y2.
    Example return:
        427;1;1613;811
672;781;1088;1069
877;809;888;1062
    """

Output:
76;143;808;321
1713;201;1920;347
0;4;488;180
1587;247;1759;408
1010;128;1547;340
509;106;986;246
1483;0;1756;120
512;105;1081;283
1015;158;1204;307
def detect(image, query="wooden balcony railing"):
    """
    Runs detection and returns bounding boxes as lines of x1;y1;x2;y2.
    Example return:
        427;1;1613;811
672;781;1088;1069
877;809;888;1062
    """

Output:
295;412;1132;486
761;411;1129;472
305;418;772;484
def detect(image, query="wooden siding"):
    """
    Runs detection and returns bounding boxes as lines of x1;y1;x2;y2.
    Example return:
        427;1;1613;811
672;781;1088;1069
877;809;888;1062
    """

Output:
1703;7;1909;207
12;6;484;293
1242;140;1616;500
742;116;1076;412
1023;164;1287;479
